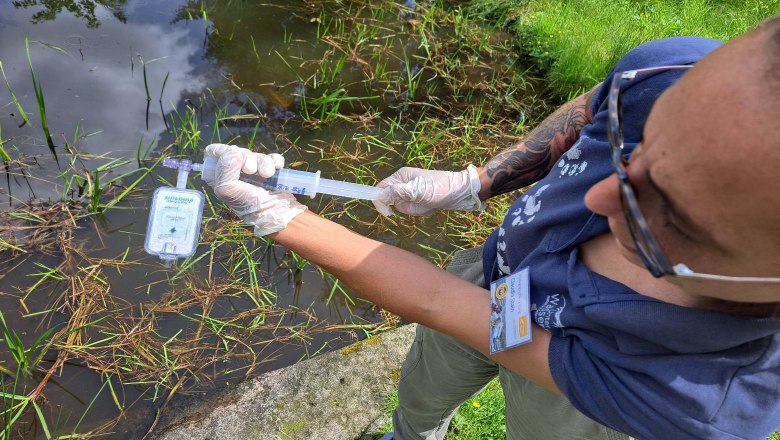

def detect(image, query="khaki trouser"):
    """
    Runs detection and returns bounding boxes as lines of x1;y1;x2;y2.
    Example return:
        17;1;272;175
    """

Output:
392;246;631;440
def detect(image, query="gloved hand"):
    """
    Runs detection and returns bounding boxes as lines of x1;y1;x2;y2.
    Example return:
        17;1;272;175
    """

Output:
203;143;307;236
373;165;485;216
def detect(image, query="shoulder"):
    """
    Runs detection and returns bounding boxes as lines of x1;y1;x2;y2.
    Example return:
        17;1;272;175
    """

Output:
587;37;724;143
611;37;723;73
590;37;723;117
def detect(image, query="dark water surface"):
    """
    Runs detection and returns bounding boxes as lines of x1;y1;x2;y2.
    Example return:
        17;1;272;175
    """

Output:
0;0;535;437
0;1;396;437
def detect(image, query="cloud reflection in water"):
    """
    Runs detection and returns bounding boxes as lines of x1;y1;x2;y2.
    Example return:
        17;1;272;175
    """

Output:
0;3;206;205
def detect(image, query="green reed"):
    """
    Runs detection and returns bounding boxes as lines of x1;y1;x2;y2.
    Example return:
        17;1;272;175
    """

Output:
0;310;56;378
138;55;154;102
0;309;105;439
25;38;56;162
0;61;30;127
0;120;9;186
169;103;203;152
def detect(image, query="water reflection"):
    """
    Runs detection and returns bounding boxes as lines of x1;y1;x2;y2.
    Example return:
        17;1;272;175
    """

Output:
0;1;206;205
11;0;128;28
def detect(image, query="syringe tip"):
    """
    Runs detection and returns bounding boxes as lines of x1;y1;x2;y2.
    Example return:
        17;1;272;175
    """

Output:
163;157;203;172
162;157;180;168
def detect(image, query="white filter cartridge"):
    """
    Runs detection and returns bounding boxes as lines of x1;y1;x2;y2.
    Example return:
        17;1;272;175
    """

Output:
144;187;204;262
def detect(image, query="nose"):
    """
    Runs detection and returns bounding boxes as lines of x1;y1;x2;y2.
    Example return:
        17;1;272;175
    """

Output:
584;174;623;217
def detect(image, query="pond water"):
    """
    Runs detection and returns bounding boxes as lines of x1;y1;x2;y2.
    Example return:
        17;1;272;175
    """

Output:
0;0;543;437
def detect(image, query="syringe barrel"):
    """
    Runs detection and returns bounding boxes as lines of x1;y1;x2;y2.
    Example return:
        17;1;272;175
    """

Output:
200;157;320;197
261;168;321;197
199;156;379;200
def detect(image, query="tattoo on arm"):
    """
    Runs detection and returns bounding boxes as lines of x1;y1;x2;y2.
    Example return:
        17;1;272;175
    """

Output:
483;86;596;198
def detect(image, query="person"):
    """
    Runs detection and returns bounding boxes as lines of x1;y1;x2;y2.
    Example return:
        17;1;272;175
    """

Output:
201;14;780;440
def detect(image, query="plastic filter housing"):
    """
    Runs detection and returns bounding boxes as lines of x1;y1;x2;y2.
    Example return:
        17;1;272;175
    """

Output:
200;157;380;200
144;187;205;262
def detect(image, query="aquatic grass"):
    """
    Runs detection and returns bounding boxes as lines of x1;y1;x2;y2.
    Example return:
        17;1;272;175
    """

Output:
323;274;356;307
159;72;171;130
210;105;231;143
25;38;56;163
202;225;278;307
315;51;348;89
315;8;345;41
299;89;380;124
88;167;102;212
0;119;10;192
0;309;57;377
0;61;30;127
137;54;164;102
401;46;424;100
96;157;163;212
200;1;209;30
69;378;111;437
62;157;138;212
0;197;329;433
402;117;448;167
310;134;391;176
250;34;261;62
273;50;306;84
169;103;203;152
137;135;157;167
64;119;83;155
0;387;51;440
0;306;110;439
25;261;67;297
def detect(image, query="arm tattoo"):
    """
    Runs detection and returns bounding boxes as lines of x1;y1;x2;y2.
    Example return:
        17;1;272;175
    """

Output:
484;91;592;197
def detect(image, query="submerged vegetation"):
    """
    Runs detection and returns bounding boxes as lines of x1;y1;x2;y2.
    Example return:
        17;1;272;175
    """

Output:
1;0;543;437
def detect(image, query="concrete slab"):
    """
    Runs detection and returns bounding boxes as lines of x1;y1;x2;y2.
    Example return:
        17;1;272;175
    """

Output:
153;324;416;440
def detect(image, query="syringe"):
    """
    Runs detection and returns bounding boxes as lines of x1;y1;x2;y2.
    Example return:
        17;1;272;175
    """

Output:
186;156;381;201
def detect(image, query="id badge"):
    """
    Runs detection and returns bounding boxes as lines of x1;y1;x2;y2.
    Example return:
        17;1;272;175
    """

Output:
489;267;532;354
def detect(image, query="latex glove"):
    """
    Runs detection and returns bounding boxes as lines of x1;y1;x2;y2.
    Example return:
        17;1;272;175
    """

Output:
373;165;485;216
203;143;307;236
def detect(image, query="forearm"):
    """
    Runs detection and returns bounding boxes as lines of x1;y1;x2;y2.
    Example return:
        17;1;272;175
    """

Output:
477;83;600;199
270;211;557;391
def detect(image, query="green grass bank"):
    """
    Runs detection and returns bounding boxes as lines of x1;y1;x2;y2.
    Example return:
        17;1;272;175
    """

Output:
466;0;780;98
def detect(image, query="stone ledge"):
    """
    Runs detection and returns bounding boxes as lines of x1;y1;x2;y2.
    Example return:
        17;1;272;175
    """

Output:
154;324;416;440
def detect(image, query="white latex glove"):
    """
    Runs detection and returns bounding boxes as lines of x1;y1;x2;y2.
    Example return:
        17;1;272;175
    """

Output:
373;165;485;216
203;143;307;236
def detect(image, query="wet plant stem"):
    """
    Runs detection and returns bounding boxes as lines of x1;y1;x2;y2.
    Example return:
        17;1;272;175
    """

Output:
25;38;57;163
0;61;30;127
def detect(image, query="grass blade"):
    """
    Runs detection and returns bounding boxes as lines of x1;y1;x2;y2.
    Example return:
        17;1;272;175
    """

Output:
25;38;57;164
32;401;52;439
0;61;30;127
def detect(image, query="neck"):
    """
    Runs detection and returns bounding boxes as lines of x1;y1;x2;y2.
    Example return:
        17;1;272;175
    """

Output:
579;234;735;311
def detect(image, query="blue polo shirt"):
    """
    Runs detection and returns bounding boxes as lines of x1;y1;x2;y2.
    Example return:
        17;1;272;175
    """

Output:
483;37;780;439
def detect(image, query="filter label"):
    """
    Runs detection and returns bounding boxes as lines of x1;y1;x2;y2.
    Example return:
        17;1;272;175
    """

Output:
145;187;204;257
